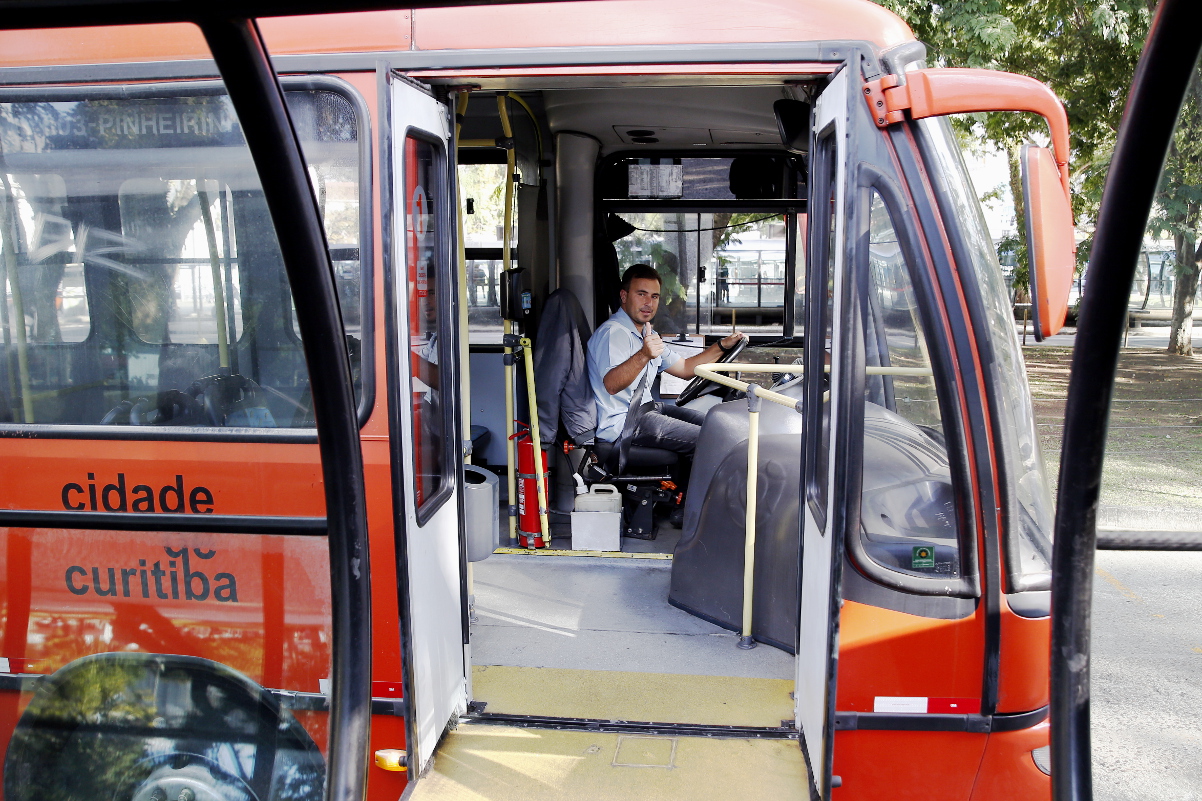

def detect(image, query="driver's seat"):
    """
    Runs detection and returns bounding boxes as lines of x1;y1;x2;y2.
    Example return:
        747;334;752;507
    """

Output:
533;289;680;539
583;371;681;539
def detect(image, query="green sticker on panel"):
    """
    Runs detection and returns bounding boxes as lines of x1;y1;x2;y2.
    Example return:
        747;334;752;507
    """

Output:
912;546;935;569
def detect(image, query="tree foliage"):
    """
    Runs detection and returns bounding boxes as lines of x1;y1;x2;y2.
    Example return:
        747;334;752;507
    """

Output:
877;1;1192;343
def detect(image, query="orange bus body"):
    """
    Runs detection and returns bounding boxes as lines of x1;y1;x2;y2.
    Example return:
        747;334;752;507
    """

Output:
0;4;1051;799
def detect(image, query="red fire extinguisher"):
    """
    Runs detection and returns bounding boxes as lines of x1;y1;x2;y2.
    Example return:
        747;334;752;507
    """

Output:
510;423;549;548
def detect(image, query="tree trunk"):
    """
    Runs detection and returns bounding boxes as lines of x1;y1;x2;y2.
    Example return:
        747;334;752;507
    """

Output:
1168;225;1199;355
1008;145;1030;297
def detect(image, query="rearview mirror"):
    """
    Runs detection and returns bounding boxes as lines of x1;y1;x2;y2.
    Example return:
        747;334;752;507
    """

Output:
774;99;810;155
1021;143;1075;340
860;68;1077;338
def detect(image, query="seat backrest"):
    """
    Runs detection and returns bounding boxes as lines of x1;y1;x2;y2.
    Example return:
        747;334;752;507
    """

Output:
532;288;597;445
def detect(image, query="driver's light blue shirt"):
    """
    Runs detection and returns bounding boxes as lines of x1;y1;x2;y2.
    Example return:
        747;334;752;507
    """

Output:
587;308;682;442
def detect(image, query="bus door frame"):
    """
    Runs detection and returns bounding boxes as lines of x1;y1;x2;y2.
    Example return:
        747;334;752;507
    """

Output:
796;60;858;799
382;68;470;774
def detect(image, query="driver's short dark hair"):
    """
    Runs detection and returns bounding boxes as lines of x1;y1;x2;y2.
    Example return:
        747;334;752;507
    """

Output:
621;263;662;292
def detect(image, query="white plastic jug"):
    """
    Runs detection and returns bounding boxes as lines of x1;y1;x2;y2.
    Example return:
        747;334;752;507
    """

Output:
574;483;622;514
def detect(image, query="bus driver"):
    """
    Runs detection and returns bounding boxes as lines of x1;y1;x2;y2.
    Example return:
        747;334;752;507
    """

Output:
587;264;745;454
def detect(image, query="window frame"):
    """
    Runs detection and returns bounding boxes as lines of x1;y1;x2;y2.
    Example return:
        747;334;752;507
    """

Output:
400;128;457;527
845;166;980;599
597;148;805;338
803;124;838;531
0;74;374;442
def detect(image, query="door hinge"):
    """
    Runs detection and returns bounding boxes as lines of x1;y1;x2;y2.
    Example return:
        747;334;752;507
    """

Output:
862;75;908;128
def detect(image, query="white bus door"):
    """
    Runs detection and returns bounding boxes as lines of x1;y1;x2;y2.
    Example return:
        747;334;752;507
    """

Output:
386;74;468;772
796;63;854;799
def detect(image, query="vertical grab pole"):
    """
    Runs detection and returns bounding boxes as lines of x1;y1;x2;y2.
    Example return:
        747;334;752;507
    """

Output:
453;91;478;626
738;384;762;650
520;336;551;546
196;183;230;370
453;91;473;463
498;93;519;545
0;175;33;424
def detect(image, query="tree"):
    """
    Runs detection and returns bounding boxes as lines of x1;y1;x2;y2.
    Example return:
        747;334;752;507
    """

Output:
1147;71;1202;354
878;1;1161;337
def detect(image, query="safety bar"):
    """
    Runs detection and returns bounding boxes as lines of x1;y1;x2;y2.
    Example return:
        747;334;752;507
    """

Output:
693;362;933;648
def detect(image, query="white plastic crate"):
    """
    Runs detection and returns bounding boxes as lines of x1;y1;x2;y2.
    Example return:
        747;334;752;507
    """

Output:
570;510;621;551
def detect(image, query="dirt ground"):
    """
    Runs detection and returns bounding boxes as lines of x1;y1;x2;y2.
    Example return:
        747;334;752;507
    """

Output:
1023;341;1202;528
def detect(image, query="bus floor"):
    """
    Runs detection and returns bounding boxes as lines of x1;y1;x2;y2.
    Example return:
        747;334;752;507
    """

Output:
407;725;808;801
467;552;794;727
411;553;807;800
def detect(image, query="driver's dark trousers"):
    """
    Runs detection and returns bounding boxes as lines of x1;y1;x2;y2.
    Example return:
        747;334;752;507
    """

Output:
629;401;707;454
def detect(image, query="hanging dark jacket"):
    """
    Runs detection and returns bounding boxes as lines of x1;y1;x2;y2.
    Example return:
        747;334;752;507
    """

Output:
533;288;597;446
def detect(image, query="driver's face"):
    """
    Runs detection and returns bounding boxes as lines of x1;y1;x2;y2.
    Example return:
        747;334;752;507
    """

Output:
620;278;661;325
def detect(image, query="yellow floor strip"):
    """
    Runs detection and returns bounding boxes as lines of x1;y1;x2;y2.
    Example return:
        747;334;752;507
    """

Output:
408;725;808;801
472;665;794;728
493;548;672;560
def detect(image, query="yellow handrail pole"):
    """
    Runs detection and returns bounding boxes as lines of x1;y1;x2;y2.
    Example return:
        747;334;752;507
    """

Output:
0;175;33;423
505;93;544;165
520;335;551;546
498;93;518;544
738;384;762;650
196;183;229;370
693;363;932;409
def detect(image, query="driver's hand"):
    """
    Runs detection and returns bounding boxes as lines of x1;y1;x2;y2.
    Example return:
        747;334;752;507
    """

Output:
721;331;747;351
641;323;665;359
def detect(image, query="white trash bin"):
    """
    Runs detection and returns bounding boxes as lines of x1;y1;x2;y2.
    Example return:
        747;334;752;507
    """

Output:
571;484;622;551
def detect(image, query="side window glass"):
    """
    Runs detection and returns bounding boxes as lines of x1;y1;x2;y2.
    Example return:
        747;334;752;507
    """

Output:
459;160;510;345
407;136;451;518
857;190;959;581
1;175;89;346
0;86;362;429
611;213;788;338
117;179;244;347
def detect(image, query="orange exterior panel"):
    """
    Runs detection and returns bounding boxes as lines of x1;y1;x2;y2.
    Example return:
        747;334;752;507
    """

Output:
0;438;325;517
0;23;209;68
832;730;987;800
996;601;1050;713
414;0;913;50
837;600;984;711
0;1;915;70
969;721;1051;800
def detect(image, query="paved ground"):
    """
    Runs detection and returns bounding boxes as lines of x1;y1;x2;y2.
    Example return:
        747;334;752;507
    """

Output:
1021;328;1202;529
1020;324;1202;797
1091;550;1202;801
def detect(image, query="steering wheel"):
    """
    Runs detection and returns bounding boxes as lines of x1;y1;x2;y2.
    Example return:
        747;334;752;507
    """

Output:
101;374;268;426
187;373;267;426
675;335;749;406
102;390;206;426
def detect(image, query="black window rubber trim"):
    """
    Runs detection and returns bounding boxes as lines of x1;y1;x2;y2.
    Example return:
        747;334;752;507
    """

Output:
904;119;1003;721
845;162;979;600
198;18;372;801
834;705;1046;734
0;510;325;534
0;672;404;717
